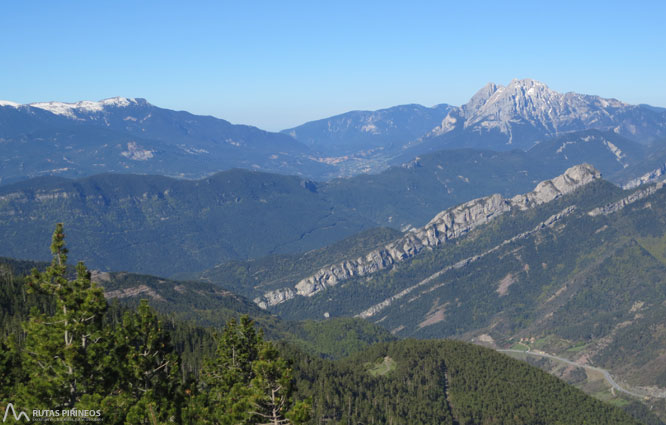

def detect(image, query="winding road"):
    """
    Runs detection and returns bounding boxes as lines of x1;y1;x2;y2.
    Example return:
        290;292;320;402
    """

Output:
498;349;661;399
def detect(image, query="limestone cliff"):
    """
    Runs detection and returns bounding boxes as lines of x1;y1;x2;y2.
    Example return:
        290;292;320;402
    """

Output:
255;164;601;308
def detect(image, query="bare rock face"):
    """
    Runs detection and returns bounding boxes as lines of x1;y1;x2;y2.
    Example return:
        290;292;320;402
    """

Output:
256;164;601;308
254;288;295;309
105;285;165;302
424;79;666;149
510;163;601;209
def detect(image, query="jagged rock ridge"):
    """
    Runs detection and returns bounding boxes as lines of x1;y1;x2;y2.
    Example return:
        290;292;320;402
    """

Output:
254;164;601;308
356;205;578;319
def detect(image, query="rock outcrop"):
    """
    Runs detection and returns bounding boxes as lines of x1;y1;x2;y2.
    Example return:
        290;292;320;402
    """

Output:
356;205;577;319
255;164;601;308
623;163;666;190
254;288;295;310
589;181;665;217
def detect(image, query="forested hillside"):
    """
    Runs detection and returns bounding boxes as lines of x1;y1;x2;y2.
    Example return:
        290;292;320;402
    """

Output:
257;174;666;406
0;227;647;424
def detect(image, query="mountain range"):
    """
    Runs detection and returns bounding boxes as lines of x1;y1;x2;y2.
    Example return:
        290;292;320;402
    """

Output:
287;78;666;172
2;79;665;184
0;97;334;184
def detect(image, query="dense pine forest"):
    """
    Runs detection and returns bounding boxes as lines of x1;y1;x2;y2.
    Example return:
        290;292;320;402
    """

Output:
0;224;648;424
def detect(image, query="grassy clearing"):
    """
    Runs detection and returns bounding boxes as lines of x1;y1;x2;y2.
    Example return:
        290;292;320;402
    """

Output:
566;341;588;352
368;356;396;377
511;342;530;351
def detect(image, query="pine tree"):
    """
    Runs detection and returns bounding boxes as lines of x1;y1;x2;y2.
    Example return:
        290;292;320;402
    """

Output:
198;316;259;424
19;223;110;408
248;342;295;425
197;316;309;425
111;300;182;424
0;337;22;403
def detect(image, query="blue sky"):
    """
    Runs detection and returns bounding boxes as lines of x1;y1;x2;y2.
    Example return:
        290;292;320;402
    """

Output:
1;1;664;130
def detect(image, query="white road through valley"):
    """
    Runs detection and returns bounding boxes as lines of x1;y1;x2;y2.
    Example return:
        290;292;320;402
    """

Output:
497;349;663;399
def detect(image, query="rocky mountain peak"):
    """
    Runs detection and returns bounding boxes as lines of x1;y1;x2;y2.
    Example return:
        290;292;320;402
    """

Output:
462;82;501;115
424;79;659;149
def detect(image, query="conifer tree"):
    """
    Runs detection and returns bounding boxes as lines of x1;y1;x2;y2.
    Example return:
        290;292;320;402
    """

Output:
198;316;258;424
197;316;309;425
112;300;182;423
0;337;22;403
248;342;295;425
20;223;110;408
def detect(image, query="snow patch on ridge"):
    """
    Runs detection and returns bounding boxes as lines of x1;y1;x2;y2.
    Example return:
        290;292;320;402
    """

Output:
28;97;139;118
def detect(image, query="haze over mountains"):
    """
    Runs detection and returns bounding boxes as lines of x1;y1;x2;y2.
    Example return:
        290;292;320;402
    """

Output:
2;78;665;184
281;103;453;175
0;97;334;184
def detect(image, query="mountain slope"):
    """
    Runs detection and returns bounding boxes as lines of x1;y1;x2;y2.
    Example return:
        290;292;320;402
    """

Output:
252;164;603;308
0;150;576;276
0;254;643;424
260;171;666;397
282;103;451;158
0;169;376;275
0;255;395;360
289;339;641;425
527;130;648;176
0;97;335;183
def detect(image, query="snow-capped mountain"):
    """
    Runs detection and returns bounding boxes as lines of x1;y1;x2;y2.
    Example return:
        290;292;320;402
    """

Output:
0;97;334;184
411;79;666;152
28;97;141;119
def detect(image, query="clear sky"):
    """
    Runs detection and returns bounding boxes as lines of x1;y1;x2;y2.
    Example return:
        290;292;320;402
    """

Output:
1;0;664;131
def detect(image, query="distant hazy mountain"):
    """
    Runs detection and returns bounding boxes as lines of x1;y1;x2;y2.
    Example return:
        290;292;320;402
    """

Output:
0;97;334;184
282;103;452;157
2;82;665;183
283;79;666;176
526;130;647;175
403;79;666;156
